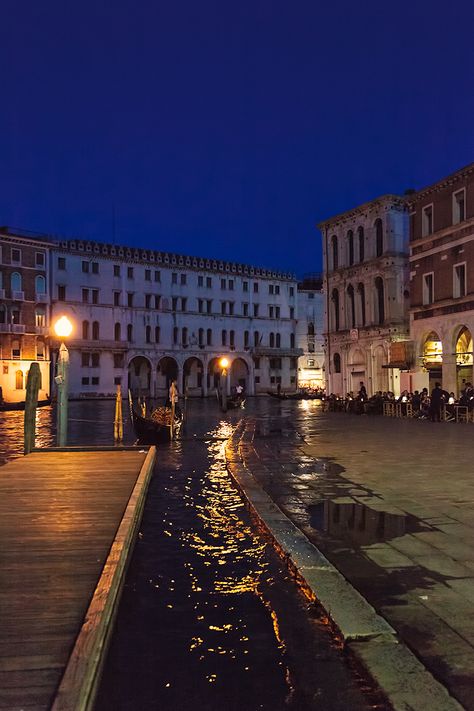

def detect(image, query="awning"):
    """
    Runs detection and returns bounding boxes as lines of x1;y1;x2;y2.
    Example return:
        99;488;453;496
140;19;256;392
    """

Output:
382;362;410;369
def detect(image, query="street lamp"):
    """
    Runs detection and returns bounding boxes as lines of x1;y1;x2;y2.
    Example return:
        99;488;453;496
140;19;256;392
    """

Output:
54;316;73;447
219;357;229;412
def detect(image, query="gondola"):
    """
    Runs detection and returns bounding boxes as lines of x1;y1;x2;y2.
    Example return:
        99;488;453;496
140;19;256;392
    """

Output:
129;392;183;443
267;391;323;401
216;390;246;410
0;398;51;412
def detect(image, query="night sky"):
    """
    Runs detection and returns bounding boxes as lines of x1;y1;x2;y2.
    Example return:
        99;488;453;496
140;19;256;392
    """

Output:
1;1;473;276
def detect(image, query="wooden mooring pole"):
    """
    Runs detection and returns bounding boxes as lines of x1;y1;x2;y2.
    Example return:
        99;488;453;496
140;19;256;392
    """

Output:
24;362;41;454
114;384;123;443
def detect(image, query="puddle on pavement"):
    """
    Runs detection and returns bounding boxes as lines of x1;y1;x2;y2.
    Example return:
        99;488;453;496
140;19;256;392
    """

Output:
308;500;431;547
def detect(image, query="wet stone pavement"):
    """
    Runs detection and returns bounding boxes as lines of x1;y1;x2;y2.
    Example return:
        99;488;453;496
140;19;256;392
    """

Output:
241;400;474;710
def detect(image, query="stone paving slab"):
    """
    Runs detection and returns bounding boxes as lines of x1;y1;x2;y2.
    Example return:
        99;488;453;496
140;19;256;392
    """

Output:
225;412;474;710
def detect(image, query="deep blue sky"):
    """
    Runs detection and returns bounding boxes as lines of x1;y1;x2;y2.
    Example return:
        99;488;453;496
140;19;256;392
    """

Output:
1;1;473;276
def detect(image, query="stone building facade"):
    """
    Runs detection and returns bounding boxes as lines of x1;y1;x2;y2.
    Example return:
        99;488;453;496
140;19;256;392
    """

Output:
0;230;51;404
319;195;409;397
407;163;474;395
49;238;302;398
296;275;325;390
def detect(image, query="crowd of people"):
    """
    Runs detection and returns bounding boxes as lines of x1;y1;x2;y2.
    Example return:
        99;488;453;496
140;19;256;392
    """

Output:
324;381;474;422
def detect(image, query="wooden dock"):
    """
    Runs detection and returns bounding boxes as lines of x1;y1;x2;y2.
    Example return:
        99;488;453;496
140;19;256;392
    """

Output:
0;447;156;711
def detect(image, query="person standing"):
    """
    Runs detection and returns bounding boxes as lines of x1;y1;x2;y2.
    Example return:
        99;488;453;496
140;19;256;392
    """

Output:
169;379;181;417
429;382;444;422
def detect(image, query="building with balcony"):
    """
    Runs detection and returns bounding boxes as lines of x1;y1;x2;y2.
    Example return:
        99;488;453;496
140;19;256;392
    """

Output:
0;229;52;404
50;238;302;398
296;274;325;390
407;163;474;395
319;195;409;396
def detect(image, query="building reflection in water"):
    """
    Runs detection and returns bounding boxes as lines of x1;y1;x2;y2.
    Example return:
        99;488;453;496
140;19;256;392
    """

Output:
309;500;407;546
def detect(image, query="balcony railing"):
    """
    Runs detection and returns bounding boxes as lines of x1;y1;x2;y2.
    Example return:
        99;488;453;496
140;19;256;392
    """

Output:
11;324;26;334
12;290;25;301
35;325;49;335
0;323;11;333
0;289;5;299
36;293;48;303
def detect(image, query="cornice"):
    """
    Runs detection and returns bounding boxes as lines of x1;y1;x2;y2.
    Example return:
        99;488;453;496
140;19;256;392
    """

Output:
406;162;474;206
317;195;408;230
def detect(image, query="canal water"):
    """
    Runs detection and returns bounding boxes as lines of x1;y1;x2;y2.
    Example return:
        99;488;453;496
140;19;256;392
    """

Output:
0;399;386;710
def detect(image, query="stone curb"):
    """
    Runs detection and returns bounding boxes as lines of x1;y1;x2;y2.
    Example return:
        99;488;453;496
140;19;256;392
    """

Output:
225;419;464;711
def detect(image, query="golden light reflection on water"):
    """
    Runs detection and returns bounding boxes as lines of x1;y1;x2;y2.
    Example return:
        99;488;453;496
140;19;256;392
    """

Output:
178;420;292;691
0;406;55;465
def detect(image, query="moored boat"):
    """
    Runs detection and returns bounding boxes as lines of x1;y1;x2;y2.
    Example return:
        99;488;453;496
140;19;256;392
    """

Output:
129;393;183;443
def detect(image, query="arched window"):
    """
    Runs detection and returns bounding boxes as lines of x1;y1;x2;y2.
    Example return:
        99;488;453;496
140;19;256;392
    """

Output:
357;283;366;326
35;275;46;294
276;333;281;348
173;326;179;344
36;339;45;360
82;320;89;339
127;324;133;341
308;322;314;336
375;219;383;257
207;328;212;346
254;331;260;347
198;328;204;346
269;332;275;348
333;353;341;373
347;230;354;266
92;321;100;340
244;330;249;348
290;333;295;348
331;235;338;270
155;326;160;343
146;325;151;343
35;307;46;327
331;288;340;331
375;277;385;325
114;323;121;341
12;339;21;359
0;304;6;324
11;272;22;291
347;285;355;329
222;329;227;346
230;330;235;347
182;327;188;346
15;370;24;389
358;226;365;263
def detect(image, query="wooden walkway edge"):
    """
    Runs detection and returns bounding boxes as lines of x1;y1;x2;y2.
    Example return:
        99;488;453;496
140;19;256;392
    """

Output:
0;447;156;711
51;447;156;711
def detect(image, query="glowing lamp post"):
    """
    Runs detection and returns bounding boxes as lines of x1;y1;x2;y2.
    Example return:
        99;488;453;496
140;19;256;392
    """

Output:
219;357;229;412
54;316;73;447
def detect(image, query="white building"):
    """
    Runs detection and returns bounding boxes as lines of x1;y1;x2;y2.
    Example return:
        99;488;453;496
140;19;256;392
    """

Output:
296;275;326;390
50;239;302;398
319;195;409;397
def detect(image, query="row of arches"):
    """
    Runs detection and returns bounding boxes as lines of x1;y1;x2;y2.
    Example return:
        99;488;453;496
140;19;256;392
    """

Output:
421;326;473;392
330;219;384;271
128;355;250;397
331;278;384;331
